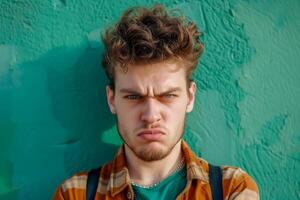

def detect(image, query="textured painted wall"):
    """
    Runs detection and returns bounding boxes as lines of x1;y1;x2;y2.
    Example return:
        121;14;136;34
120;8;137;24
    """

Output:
0;0;299;200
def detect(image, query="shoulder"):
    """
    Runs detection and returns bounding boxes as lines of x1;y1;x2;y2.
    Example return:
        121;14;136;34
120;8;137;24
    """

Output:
53;164;114;200
221;166;259;199
60;171;89;193
52;171;89;200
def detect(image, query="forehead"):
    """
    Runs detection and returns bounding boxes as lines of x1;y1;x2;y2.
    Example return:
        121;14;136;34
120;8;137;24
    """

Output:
114;61;187;91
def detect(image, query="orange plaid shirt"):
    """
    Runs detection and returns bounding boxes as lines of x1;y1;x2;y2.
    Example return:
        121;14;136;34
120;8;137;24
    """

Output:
53;141;259;200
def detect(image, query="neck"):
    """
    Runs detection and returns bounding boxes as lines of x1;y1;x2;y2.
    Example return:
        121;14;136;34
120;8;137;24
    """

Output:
125;140;183;186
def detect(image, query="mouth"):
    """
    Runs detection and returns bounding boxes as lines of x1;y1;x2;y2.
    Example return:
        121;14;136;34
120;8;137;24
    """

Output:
137;129;165;141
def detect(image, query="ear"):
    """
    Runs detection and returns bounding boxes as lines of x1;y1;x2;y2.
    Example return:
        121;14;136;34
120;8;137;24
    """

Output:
186;82;196;113
106;86;116;114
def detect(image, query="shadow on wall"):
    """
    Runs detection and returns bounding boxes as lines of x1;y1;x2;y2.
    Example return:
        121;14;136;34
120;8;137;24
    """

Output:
0;45;20;200
46;45;119;172
1;44;119;199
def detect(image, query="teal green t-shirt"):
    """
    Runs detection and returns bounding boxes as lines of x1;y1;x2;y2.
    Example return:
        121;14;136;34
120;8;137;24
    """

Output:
132;166;187;200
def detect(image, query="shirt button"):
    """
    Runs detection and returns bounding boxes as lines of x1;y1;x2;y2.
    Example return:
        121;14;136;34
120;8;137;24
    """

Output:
127;192;132;199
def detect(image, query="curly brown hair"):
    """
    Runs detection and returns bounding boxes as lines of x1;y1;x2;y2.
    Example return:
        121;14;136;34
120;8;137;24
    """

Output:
102;4;204;88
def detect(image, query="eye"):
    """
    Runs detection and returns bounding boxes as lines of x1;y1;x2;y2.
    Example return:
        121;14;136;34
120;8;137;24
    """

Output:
162;94;177;99
125;95;142;100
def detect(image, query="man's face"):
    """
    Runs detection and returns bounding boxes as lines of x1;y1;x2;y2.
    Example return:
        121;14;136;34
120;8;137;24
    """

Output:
106;60;196;161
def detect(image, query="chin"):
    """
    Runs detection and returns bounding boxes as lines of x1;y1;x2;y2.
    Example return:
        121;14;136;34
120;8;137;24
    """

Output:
134;144;171;162
135;150;167;161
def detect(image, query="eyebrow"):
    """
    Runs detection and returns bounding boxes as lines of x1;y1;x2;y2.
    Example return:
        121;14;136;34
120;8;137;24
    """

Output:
119;87;182;96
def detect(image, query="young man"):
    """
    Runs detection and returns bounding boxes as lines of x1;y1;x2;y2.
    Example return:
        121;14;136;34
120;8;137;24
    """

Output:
53;5;259;200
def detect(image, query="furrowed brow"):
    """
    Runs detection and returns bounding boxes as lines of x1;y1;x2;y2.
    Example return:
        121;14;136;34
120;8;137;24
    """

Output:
157;87;182;96
119;87;182;96
119;88;143;94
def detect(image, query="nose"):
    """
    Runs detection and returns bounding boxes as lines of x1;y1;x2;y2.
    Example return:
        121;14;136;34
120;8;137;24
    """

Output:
140;98;161;125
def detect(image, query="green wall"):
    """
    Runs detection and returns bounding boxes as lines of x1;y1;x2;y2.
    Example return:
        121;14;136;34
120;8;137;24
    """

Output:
0;0;299;199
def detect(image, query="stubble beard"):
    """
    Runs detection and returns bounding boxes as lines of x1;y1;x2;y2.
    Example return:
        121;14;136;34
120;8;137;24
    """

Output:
116;116;186;162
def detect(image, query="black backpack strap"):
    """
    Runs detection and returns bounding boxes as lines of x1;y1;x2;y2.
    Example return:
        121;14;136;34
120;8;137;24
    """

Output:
86;167;101;200
209;164;223;200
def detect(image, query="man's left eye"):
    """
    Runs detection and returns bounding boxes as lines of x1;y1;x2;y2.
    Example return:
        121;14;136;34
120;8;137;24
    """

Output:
163;94;177;99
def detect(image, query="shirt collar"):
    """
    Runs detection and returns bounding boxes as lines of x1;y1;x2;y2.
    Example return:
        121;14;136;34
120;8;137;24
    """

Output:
109;140;209;196
181;141;209;183
109;145;131;196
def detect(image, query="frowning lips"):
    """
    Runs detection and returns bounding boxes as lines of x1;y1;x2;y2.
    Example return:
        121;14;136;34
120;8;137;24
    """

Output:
137;129;165;141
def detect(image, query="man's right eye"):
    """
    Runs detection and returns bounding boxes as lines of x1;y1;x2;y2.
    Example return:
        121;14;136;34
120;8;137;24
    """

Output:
125;95;141;100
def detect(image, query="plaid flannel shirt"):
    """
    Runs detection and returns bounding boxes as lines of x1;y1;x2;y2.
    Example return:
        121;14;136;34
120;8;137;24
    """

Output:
53;140;259;200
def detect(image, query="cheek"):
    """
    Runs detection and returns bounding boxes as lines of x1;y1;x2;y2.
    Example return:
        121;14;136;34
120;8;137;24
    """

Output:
167;102;188;121
164;105;186;126
168;99;188;113
116;106;139;129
